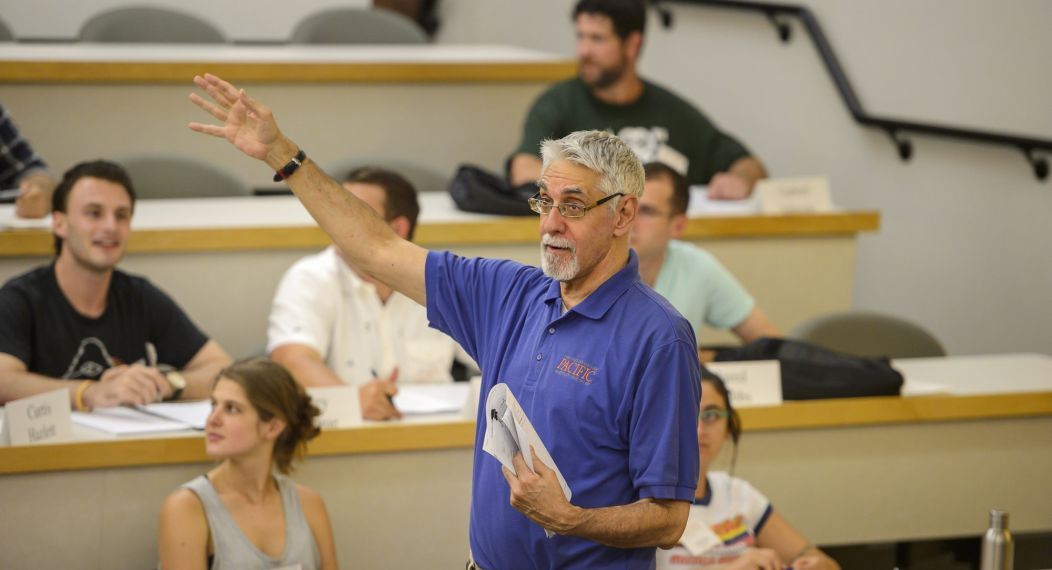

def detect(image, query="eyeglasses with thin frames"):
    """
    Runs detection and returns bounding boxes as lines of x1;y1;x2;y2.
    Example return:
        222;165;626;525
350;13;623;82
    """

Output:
528;192;625;219
699;408;730;425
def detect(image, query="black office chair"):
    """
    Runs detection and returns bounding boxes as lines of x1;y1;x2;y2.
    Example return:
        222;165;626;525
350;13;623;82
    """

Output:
790;310;946;359
119;154;249;199
290;7;428;45
0;17;14;42
324;158;450;196
79;7;225;43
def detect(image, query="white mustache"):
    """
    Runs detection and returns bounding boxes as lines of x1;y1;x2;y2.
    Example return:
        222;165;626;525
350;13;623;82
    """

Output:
542;234;576;252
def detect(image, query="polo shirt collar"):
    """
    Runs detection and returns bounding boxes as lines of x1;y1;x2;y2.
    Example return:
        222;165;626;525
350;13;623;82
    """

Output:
542;249;640;320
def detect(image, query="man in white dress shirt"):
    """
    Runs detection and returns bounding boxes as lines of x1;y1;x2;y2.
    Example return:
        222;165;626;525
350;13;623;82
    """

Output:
267;167;473;420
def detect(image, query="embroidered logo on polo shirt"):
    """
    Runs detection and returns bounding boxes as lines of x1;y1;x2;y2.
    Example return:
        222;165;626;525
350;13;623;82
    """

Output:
554;356;598;385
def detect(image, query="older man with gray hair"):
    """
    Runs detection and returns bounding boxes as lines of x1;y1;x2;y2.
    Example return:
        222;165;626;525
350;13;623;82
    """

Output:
188;74;701;570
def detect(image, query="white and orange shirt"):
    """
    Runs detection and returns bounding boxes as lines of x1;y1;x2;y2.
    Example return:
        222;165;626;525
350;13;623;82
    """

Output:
656;471;774;569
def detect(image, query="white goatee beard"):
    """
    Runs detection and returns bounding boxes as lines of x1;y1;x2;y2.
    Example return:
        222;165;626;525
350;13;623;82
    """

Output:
540;234;579;282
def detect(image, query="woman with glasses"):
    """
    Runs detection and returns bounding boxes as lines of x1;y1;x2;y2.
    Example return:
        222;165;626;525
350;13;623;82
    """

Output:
657;368;840;570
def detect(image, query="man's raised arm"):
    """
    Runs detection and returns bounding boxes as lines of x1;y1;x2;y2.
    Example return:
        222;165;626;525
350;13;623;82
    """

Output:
188;74;427;305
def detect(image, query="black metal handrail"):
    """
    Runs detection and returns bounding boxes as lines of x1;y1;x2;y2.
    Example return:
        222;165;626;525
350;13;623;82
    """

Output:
654;0;1051;181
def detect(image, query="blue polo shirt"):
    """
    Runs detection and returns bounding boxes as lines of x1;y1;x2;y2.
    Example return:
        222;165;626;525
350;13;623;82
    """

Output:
426;249;701;569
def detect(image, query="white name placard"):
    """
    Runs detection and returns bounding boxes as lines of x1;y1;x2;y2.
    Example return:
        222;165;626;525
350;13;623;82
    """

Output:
704;360;783;408
307;386;362;429
757;176;833;214
2;389;74;446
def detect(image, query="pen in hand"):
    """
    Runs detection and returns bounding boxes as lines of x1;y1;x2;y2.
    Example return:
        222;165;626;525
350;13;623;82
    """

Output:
372;367;400;405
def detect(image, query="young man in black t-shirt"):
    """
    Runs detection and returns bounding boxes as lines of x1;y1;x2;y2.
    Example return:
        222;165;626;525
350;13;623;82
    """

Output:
0;160;231;410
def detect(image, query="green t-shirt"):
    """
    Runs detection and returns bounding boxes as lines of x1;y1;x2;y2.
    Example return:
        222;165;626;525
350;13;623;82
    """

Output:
515;78;751;186
653;240;754;344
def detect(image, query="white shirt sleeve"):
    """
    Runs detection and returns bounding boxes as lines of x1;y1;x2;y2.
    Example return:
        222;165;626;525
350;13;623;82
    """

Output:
266;254;338;357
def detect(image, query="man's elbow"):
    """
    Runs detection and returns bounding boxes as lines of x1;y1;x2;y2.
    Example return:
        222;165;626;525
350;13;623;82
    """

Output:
656;503;689;549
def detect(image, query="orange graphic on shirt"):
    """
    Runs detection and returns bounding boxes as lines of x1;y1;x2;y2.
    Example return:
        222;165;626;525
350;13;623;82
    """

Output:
711;515;754;546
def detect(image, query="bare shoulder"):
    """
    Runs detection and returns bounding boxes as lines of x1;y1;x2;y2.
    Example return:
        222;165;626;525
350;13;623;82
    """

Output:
294;482;333;534
295;482;328;512
161;487;206;520
159;487;211;570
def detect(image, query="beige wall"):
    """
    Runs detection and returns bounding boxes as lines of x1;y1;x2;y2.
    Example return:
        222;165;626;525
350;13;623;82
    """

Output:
438;0;1052;356
0;82;543;192
3;1;1050;354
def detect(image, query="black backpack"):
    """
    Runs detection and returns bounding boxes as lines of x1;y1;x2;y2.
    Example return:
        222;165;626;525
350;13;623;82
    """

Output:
711;337;904;400
447;164;536;216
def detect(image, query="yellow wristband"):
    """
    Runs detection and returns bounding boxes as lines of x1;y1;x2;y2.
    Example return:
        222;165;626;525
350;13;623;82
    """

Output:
74;380;92;412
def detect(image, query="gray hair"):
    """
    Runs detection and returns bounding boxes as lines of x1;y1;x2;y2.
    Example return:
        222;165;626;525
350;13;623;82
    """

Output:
539;130;644;211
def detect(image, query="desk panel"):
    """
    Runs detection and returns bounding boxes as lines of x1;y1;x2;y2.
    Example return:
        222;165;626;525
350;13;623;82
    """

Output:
2;397;1049;569
2;355;1051;569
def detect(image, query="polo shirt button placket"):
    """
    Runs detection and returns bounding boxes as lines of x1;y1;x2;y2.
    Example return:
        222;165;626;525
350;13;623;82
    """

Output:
535;353;543;361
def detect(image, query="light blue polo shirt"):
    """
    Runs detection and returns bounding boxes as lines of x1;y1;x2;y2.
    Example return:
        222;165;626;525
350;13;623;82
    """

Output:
653;240;754;344
426;249;701;570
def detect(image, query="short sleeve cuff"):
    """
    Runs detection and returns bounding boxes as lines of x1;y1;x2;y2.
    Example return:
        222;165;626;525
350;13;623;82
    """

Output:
424;250;449;327
725;297;755;330
754;504;774;535
639;484;697;502
265;335;326;356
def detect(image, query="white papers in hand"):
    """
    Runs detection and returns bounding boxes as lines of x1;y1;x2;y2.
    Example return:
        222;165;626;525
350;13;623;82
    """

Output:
481;383;571;538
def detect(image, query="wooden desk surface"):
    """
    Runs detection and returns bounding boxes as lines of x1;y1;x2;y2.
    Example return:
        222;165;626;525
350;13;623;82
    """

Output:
0;43;577;84
0;194;881;256
3;354;1049;476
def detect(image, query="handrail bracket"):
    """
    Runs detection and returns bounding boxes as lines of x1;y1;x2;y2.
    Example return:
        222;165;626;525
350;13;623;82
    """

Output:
1023;147;1049;181
763;9;793;43
886;129;913;162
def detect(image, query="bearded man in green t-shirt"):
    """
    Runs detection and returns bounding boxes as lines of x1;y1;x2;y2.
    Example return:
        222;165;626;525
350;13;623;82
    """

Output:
509;0;767;200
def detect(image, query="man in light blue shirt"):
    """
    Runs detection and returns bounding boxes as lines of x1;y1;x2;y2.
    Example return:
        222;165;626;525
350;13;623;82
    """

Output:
632;162;781;345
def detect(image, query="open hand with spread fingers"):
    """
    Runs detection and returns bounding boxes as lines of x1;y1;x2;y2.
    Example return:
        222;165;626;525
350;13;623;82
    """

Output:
188;73;285;162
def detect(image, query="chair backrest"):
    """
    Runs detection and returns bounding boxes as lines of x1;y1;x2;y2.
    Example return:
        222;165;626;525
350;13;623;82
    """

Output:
789;311;946;359
0;17;13;42
119;155;249;199
290;8;428;45
324;157;450;196
79;7;225;43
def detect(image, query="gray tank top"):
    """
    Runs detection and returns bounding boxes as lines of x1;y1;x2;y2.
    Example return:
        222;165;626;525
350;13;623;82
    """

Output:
183;474;321;570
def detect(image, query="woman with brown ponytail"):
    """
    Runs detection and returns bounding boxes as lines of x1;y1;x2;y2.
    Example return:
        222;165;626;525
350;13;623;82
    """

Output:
158;357;338;570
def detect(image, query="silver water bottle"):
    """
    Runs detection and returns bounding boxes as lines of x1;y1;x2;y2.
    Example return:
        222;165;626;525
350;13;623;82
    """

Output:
980;509;1013;570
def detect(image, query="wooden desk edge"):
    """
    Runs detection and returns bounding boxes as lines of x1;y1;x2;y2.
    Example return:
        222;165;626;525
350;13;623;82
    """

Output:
2;390;1048;475
0;60;578;84
0;420;477;476
0;211;882;256
742;391;1052;431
